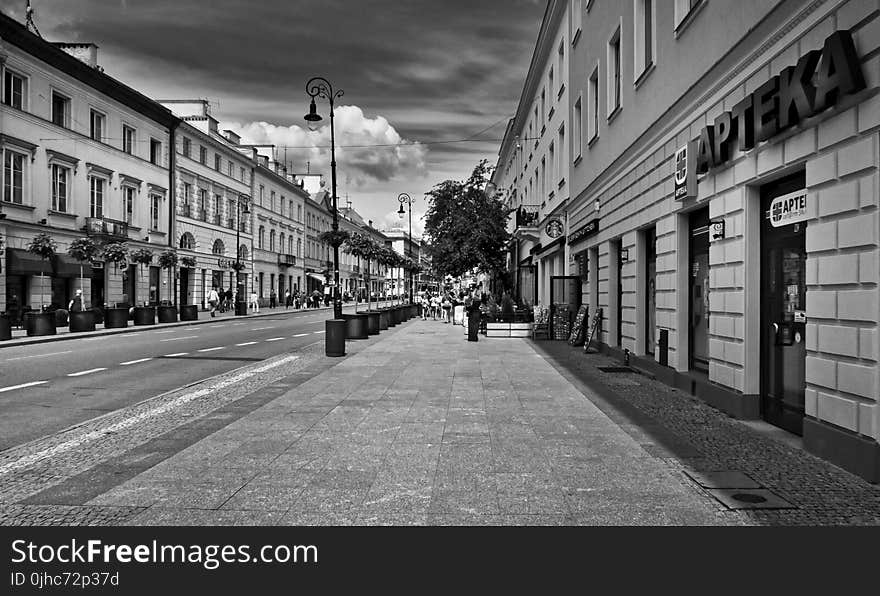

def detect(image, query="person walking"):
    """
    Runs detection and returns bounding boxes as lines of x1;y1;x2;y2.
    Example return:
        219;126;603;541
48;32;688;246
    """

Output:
270;289;277;309
225;287;234;312
68;289;84;313
441;293;452;323
249;290;260;313
421;292;430;320
207;286;220;317
284;289;292;309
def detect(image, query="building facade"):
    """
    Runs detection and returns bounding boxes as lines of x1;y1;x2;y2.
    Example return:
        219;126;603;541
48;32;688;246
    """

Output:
1;13;179;316
250;149;306;305
384;227;421;299
158;100;252;309
303;189;332;297
500;0;880;481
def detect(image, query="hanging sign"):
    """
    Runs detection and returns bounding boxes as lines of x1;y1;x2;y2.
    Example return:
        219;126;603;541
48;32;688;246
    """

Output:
769;190;810;227
545;218;564;238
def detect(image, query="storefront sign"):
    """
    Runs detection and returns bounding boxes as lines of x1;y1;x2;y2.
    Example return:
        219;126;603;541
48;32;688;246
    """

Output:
568;218;599;244
217;258;235;269
710;219;726;240
769;190;810;227
675;30;865;199
545;218;564;238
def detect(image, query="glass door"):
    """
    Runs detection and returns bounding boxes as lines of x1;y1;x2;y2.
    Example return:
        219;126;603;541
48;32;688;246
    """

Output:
549;275;582;340
689;209;710;373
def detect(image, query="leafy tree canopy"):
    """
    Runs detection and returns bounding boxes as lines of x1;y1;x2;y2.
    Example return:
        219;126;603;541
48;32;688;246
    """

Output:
423;160;511;279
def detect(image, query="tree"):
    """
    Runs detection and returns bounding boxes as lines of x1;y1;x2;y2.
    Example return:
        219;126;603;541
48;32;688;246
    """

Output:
129;248;154;306
67;237;99;296
157;249;179;306
423;160;512;280
343;232;381;311
26;232;57;311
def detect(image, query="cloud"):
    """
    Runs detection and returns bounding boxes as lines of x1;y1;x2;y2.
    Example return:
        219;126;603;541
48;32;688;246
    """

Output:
220;105;428;187
381;209;426;238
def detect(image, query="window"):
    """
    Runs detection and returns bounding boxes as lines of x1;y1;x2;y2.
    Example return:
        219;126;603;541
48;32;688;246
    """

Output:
258;226;265;250
557;125;565;182
548;143;555;194
540;89;546;126
122;125;136;155
297;205;302;221
557;41;565;95
635;0;655;80
573;97;583;160
182;137;191;158
3;69;25;109
198;188;207;220
572;0;582;42
259;185;264;206
51;92;70;127
549;67;554;107
199;146;207;165
675;0;704;31
297;238;302;257
3;150;25;204
214;154;221;171
228;162;233;177
270;190;276;212
150;139;162;165
89;177;105;218
179;232;195;250
183;183;191;207
540;157;546;198
240;167;246;182
150;194;161;230
90;109;105;142
270;229;276;252
607;27;621;117
227;199;235;228
51;164;69;212
214;194;222;223
588;64;600;141
212;239;225;256
122;185;135;224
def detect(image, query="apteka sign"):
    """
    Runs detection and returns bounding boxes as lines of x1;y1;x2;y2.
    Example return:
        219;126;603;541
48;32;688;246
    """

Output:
769;190;810;228
675;29;866;200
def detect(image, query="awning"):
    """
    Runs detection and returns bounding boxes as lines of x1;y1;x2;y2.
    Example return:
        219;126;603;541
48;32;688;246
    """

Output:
53;254;85;278
306;272;326;283
5;249;52;276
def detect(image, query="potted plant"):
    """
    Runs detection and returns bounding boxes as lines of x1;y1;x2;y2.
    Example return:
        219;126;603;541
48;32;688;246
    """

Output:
24;232;57;336
101;241;130;328
66;237;99;332
129;248;155;325
156;249;179;323
343;233;381;335
179;256;198;321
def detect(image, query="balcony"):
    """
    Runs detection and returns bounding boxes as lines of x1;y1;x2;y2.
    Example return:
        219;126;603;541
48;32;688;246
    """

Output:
84;216;128;240
278;254;296;267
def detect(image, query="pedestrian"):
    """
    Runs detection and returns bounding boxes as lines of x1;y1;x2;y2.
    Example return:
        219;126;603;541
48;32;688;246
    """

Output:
430;293;440;320
249;290;259;313
421;292;430;320
285;289;292;309
311;289;321;309
270;289;277;309
207;286;220;317
68;289;84;313
441;293;452;323
226;287;234;311
216;286;225;312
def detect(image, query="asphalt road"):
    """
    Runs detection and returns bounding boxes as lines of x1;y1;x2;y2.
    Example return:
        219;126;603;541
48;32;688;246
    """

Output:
0;302;395;451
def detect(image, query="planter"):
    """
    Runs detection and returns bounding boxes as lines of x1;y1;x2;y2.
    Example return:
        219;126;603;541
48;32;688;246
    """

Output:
54;309;69;327
180;305;199;321
26;312;56;337
157;305;178;324
0;314;11;341
386;308;397;327
378;309;389;330
235;301;248;316
90;307;104;325
325;319;346;357
104;307;129;329
132;306;156;326
359;311;380;335
341;313;368;340
68;310;96;333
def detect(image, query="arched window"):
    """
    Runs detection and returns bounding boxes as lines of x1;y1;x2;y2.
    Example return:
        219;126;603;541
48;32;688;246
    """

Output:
238;244;248;260
179;232;195;250
212;239;225;255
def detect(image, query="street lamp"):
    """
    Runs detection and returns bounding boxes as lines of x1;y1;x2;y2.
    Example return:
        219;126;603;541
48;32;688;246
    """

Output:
234;196;250;315
397;192;414;304
305;76;344;319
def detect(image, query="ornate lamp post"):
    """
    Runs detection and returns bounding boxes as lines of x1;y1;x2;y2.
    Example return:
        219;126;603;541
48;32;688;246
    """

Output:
234;196;250;315
397;193;414;304
305;76;344;319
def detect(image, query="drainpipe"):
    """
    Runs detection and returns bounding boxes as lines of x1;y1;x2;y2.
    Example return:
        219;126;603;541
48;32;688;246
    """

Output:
168;123;178;306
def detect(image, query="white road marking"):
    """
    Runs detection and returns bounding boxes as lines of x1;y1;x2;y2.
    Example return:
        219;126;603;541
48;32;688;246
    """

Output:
235;342;258;347
251;326;272;331
0;356;299;478
211;324;228;328
306;320;324;325
120;358;153;366
153;330;176;334
293;333;309;337
197;347;225;352
313;331;325;334
163;352;188;357
160;335;199;342
67;368;107;377
265;337;285;342
0;381;48;393
3;350;72;362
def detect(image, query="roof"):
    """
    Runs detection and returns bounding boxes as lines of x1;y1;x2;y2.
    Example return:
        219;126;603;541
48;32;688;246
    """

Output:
0;11;179;128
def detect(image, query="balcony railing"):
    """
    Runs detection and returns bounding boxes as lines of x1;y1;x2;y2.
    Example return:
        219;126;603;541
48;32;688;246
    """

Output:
278;254;296;267
84;216;128;240
515;204;541;229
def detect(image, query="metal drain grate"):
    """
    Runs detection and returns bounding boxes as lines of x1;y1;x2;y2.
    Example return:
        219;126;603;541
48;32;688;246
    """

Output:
597;366;634;373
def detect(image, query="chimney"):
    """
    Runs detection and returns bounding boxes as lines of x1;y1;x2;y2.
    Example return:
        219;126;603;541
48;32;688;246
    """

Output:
54;43;99;69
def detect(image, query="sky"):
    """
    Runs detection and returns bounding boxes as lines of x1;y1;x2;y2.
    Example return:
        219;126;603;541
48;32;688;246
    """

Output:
1;0;546;236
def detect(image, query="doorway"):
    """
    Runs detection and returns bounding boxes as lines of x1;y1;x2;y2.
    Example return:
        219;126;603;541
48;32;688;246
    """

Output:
180;268;190;306
689;209;710;373
760;172;807;435
549;275;581;340
645;227;657;355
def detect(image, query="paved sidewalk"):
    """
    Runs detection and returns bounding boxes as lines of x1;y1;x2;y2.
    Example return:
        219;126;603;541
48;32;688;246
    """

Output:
82;318;738;526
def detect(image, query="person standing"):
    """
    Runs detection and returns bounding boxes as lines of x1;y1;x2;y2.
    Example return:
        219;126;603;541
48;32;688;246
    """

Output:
270;289;277;309
68;289;83;313
207;286;220;317
441;293;452;323
285;289;292;309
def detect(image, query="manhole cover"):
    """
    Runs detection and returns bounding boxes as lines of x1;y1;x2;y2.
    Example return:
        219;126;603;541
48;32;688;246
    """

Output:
731;493;767;504
597;366;634;373
684;470;761;489
706;488;796;510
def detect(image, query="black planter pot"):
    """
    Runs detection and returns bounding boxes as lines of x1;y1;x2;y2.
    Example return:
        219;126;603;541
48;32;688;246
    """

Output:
341;313;368;340
359;311;380;335
325;319;346;357
235;301;248;316
90;307;104;325
0;314;11;341
386;308;397;327
26;312;56;337
54;309;69;327
180;305;199;321
133;306;156;326
157;305;178;324
378;309;389;330
68;310;95;333
104;307;129;329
